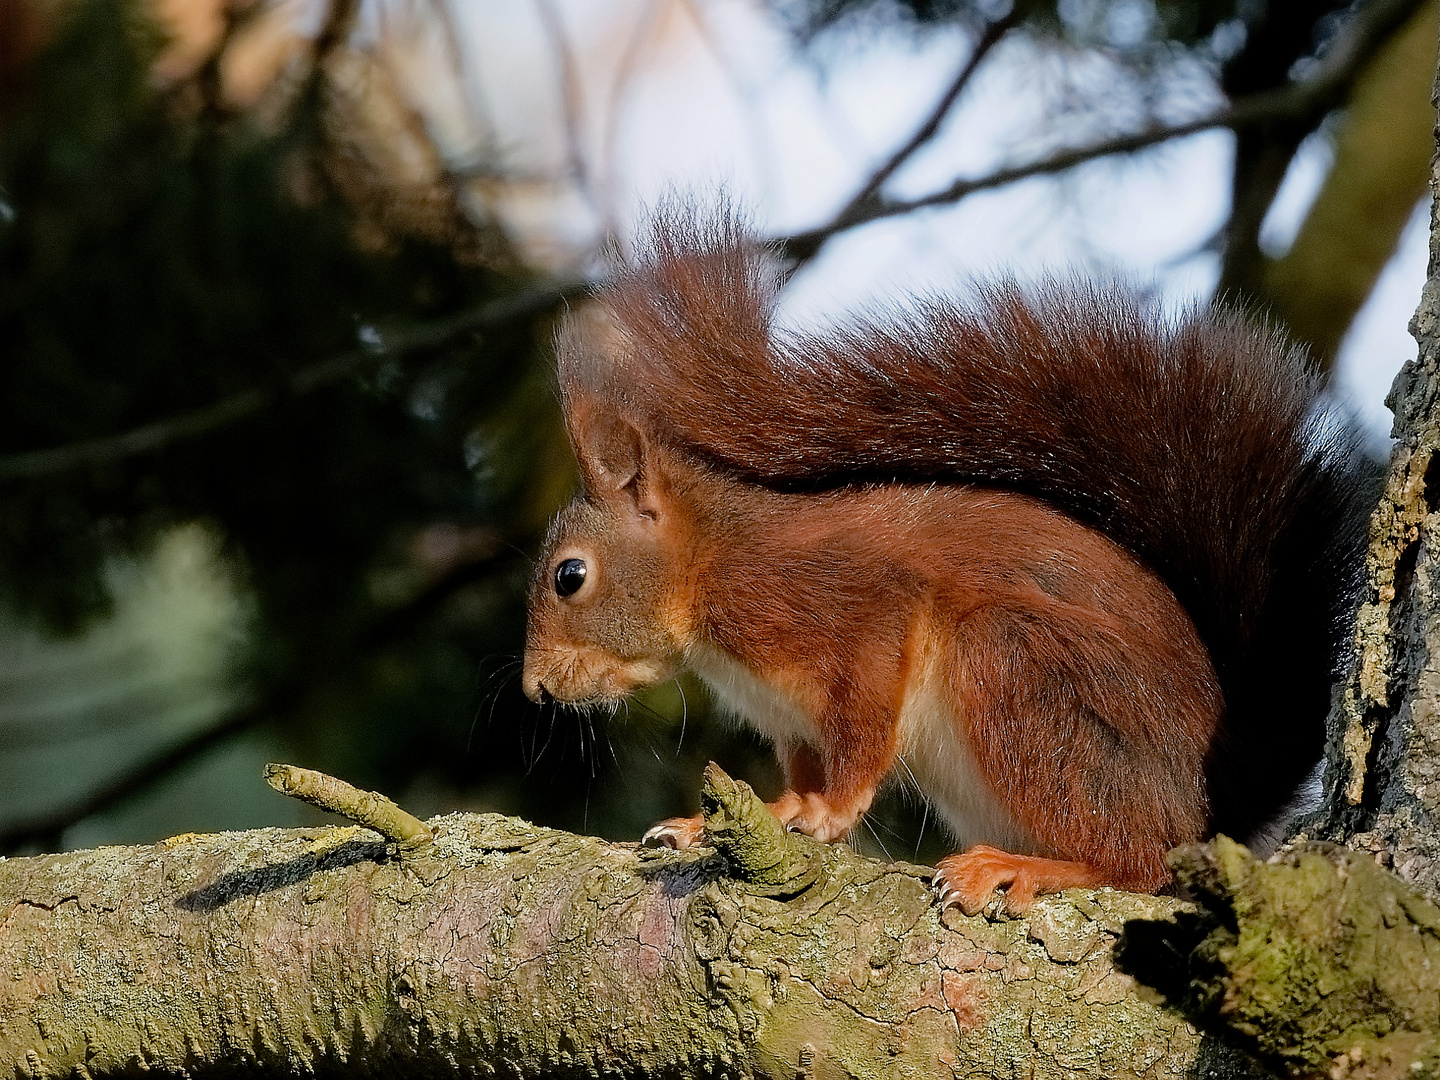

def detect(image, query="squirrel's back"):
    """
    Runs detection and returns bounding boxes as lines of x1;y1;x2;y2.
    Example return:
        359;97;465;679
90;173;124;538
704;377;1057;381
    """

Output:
566;209;1370;841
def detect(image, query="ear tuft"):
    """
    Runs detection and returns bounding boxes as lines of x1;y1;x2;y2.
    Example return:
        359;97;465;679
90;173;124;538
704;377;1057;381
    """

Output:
555;302;629;405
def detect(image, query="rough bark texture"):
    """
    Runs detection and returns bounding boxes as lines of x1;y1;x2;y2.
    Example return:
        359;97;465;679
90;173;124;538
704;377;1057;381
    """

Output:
0;770;1217;1080
1302;48;1440;898
13;770;1440;1079
1124;837;1440;1080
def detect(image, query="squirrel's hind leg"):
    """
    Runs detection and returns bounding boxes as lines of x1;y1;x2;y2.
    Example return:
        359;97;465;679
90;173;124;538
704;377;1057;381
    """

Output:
934;846;1100;915
930;596;1214;911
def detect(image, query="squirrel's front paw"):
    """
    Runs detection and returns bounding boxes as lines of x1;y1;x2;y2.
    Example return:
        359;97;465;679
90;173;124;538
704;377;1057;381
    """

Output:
642;815;706;849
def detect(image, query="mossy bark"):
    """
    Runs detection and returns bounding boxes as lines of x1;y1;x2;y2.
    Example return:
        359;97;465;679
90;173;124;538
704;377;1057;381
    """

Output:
1302;35;1440;899
1122;837;1440;1080
0;772;1208;1080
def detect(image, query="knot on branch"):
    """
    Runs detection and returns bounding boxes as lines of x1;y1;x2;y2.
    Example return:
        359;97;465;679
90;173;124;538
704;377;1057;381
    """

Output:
1117;835;1440;1080
699;763;822;898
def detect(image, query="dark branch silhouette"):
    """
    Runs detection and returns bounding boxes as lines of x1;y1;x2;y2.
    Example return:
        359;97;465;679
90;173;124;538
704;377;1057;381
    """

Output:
782;0;1425;264
0;284;579;483
841;9;1017;216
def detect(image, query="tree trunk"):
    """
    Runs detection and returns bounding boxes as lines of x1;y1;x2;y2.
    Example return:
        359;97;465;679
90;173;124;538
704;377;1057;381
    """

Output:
1300;51;1440;897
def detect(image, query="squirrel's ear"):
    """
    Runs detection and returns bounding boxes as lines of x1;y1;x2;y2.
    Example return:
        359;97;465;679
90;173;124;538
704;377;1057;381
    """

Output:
569;406;664;518
557;303;666;517
574;407;643;489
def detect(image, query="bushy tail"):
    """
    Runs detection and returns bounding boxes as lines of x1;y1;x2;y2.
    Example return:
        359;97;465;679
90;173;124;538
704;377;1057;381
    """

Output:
568;209;1371;839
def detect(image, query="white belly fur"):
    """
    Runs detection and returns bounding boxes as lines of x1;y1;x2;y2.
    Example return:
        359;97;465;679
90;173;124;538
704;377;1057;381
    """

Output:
684;643;819;748
896;663;1036;853
684;642;1034;853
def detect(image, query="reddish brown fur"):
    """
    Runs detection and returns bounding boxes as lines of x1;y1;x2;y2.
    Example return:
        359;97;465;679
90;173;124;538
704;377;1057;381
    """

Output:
692;472;1215;889
524;207;1366;911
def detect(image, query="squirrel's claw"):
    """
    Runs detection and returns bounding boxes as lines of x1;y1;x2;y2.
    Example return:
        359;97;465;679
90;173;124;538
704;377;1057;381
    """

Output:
934;846;1033;915
933;846;1100;916
932;877;973;914
642;815;706;849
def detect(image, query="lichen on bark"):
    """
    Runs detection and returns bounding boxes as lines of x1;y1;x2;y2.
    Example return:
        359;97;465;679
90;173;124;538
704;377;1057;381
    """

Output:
1301;64;1440;901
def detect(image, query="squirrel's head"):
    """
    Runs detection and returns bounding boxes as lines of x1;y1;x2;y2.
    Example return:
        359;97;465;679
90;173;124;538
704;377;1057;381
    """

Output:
522;344;694;705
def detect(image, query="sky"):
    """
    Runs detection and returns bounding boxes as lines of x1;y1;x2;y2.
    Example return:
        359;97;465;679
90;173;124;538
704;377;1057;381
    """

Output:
394;0;1428;444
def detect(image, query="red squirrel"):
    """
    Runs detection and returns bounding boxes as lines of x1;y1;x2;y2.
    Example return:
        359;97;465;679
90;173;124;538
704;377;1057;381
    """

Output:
520;208;1366;914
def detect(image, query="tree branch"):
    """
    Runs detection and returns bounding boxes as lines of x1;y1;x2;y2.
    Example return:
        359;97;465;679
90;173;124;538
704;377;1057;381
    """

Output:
1122;837;1440;1078
311;0;361;69
780;0;1427;265
0;766;1205;1080
1217;0;1429;299
535;0;612;230
265;762;433;846
1253;0;1436;367
0;680;309;855
841;10;1016;217
0;283;579;483
24;766;1432;1078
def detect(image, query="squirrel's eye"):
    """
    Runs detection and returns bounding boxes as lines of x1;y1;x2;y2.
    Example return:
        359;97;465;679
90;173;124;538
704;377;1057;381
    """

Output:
554;558;588;598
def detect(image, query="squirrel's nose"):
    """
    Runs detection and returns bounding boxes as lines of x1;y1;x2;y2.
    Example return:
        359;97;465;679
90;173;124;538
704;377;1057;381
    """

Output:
521;663;554;704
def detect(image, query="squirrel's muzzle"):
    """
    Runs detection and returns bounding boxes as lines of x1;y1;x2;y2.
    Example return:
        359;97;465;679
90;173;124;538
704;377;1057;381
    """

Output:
520;659;547;704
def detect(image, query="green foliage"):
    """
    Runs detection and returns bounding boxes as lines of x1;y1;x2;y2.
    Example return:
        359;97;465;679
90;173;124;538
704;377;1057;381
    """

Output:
0;0;545;826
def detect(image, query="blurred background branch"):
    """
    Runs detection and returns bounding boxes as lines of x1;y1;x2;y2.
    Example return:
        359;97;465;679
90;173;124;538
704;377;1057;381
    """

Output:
0;283;580;481
0;0;1432;857
841;7;1019;217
